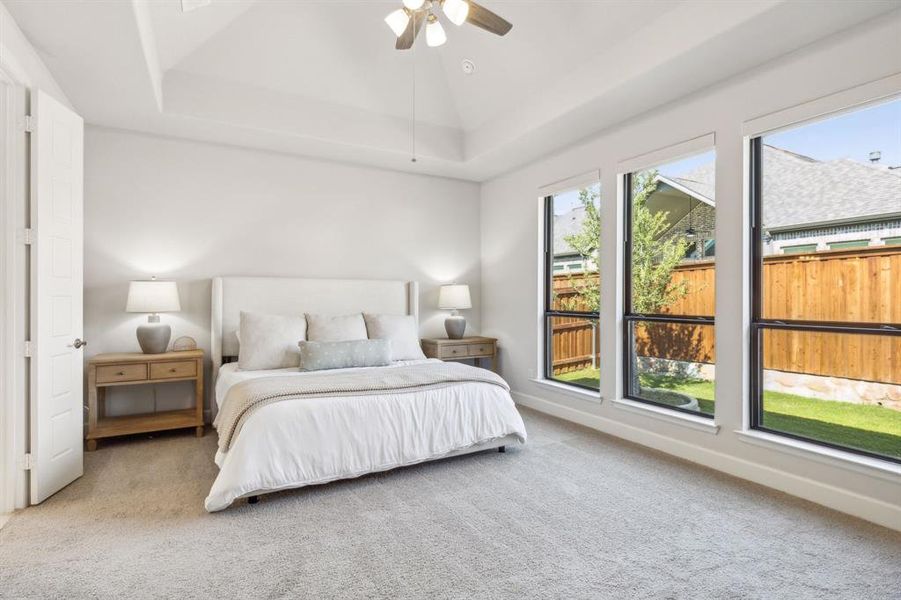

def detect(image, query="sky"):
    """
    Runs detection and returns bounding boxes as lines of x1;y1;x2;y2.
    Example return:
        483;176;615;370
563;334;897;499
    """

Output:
551;97;900;215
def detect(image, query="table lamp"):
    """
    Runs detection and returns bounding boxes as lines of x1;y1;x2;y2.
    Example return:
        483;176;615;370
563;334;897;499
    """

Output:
438;284;471;339
126;277;181;354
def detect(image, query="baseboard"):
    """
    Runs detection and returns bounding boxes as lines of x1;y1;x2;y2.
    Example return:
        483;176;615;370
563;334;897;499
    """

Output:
513;390;901;532
0;511;11;530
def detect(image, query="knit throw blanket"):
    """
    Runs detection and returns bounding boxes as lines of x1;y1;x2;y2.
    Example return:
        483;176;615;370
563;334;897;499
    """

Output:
214;362;510;452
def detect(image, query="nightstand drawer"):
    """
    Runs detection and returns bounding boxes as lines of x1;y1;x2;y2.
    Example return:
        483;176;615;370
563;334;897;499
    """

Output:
468;343;494;357
150;360;197;380
96;363;148;384
440;345;470;359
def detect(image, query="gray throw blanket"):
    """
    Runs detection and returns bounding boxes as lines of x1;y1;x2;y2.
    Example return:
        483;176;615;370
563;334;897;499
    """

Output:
214;362;510;452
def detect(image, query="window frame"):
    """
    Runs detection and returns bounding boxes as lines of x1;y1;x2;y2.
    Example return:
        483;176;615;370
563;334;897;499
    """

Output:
543;194;600;393
748;136;901;464
622;172;716;418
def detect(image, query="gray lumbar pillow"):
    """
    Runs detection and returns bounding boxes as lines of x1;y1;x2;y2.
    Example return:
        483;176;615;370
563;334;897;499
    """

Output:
363;313;426;361
298;339;392;372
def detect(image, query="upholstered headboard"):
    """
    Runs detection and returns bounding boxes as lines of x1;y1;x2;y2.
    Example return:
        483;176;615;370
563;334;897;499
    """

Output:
210;276;419;380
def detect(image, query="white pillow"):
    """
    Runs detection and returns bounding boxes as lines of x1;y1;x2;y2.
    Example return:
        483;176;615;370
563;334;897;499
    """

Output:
363;313;425;361
306;313;368;342
238;311;307;371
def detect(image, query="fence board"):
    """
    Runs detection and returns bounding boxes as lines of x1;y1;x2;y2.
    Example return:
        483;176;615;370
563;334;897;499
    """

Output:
551;246;901;383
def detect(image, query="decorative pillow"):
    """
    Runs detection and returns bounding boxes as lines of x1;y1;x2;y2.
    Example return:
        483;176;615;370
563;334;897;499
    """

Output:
298;339;392;372
363;313;425;361
305;313;368;342
238;311;307;371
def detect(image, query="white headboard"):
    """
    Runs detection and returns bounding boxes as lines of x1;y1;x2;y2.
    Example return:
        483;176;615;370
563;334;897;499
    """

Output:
211;276;419;379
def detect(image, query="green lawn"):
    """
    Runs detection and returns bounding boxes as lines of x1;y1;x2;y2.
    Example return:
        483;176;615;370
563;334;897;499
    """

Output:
555;368;901;459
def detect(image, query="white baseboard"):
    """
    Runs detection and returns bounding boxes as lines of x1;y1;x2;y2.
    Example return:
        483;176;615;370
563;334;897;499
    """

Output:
513;390;901;532
0;511;11;530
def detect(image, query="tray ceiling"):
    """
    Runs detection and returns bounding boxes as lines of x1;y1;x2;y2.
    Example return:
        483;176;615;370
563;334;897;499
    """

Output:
5;0;897;181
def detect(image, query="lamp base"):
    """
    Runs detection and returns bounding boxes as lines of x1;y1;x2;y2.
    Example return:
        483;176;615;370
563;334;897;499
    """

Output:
444;315;467;340
136;321;171;354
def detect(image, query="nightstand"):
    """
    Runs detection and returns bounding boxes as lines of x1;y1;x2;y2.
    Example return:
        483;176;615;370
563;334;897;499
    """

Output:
421;337;497;372
86;349;204;451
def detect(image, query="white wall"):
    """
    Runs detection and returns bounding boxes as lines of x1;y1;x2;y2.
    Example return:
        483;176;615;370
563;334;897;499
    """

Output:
0;1;74;512
83;127;481;418
480;13;901;530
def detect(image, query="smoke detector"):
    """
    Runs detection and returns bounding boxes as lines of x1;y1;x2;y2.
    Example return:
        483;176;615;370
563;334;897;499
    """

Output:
461;59;475;75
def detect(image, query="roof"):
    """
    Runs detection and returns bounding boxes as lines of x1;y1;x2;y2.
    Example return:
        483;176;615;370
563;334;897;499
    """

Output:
553;145;901;256
664;145;901;231
554;204;588;255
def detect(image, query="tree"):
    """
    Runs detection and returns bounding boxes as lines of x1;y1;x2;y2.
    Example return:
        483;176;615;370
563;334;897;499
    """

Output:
561;170;688;314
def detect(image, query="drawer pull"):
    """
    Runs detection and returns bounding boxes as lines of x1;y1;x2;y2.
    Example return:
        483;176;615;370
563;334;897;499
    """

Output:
170;368;176;373
116;371;124;376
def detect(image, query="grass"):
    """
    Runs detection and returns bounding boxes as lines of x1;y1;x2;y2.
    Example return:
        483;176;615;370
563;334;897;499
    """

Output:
555;368;901;459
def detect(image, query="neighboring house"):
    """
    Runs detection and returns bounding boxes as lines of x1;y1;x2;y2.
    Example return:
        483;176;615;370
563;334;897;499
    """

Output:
553;145;901;270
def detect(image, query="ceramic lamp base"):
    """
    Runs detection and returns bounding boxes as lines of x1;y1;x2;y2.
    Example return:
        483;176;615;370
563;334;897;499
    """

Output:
136;319;171;354
444;315;467;339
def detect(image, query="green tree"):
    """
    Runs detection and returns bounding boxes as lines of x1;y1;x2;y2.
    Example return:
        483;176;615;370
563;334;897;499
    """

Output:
560;171;688;314
628;170;689;313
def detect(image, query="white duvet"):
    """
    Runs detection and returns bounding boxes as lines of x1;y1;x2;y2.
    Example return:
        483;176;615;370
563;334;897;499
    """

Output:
205;359;527;511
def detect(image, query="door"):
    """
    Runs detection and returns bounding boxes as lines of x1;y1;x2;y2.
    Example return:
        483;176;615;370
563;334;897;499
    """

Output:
30;89;84;504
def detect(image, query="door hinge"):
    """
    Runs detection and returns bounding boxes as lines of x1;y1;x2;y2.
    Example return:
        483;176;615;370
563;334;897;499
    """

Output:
22;228;34;245
23;115;35;133
22;453;33;471
23;340;33;357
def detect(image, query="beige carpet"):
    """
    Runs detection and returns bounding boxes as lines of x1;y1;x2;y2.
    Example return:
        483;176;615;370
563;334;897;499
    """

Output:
1;407;898;599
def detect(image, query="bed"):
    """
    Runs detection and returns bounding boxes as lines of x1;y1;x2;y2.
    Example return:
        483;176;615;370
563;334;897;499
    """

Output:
205;277;527;512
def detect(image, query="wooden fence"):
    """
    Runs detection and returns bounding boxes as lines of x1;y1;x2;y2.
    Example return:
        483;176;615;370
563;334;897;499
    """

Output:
552;245;901;384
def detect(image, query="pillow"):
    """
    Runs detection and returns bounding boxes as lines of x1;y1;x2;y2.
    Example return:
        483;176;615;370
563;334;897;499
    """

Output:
363;313;425;361
298;339;391;372
238;311;307;371
306;313;367;342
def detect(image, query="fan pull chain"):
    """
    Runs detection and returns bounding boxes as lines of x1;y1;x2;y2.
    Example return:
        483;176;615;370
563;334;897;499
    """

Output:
411;32;417;163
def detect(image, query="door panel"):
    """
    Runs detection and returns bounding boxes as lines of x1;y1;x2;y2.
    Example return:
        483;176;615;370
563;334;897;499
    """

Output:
30;90;84;504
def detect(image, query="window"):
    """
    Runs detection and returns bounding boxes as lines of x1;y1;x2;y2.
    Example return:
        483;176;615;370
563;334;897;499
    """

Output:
827;239;868;250
750;98;901;462
623;150;716;417
544;182;600;391
782;243;817;254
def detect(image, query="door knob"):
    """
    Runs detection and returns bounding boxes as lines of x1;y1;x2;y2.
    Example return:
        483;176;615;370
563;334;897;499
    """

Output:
72;338;86;349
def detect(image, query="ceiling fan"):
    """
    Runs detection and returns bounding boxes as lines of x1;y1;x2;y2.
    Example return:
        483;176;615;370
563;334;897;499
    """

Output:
384;0;513;49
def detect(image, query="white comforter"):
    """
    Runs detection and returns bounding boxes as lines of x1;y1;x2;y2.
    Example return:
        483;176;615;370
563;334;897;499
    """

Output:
205;359;527;511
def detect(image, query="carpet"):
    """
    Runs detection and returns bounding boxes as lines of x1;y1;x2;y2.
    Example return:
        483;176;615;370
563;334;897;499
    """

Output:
1;407;898;599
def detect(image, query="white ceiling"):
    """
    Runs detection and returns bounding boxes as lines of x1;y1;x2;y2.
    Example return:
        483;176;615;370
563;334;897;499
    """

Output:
5;0;899;181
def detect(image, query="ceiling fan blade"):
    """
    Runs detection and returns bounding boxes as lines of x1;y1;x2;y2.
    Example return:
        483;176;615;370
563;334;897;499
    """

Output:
466;1;513;36
396;11;426;50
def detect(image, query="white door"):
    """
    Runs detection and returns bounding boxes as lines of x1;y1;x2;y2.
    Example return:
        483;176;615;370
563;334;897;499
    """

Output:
29;89;84;504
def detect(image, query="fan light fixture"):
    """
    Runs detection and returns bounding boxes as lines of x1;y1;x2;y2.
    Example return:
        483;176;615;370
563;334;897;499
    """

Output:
385;8;410;37
385;1;512;49
426;14;447;47
442;0;469;25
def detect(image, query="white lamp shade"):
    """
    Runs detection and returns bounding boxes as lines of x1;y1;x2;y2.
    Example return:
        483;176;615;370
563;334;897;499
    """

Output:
384;8;410;37
402;0;424;9
443;0;469;26
126;280;181;313
426;19;447;47
438;284;471;310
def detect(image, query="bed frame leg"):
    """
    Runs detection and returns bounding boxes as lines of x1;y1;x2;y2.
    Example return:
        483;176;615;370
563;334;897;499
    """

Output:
247;495;259;505
498;446;506;453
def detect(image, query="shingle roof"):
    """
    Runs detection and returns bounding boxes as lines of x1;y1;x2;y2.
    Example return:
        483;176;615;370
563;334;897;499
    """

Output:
553;204;587;255
669;145;901;231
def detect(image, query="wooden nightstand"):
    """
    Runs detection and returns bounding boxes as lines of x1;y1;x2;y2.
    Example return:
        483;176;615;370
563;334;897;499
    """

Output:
86;349;204;451
421;337;498;372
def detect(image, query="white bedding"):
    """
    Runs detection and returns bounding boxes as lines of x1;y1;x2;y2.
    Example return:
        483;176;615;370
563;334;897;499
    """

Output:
206;360;527;511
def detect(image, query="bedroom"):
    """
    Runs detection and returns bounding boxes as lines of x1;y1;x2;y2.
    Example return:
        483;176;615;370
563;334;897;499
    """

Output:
0;0;899;598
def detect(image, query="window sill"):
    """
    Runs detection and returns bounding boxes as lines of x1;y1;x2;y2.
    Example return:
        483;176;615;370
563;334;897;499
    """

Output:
612;398;720;434
736;429;901;482
531;378;602;403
